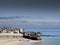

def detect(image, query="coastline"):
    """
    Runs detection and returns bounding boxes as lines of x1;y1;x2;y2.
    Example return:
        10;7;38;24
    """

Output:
0;33;41;45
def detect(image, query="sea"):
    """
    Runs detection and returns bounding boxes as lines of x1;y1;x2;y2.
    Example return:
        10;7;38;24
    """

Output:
19;28;60;45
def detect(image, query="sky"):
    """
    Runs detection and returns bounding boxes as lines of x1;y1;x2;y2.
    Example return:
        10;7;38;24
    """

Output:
0;0;60;28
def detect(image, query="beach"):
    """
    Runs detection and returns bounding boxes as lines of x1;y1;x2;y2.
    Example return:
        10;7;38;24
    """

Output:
0;33;22;45
0;33;41;45
0;27;42;45
0;38;20;45
0;38;41;45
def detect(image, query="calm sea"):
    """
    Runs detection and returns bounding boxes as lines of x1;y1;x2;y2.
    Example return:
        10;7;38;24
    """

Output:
19;28;60;45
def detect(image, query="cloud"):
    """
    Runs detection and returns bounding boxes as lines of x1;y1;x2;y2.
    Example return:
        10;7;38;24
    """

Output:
0;16;21;19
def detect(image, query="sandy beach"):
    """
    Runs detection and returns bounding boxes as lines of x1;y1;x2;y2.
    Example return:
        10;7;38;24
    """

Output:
0;33;22;45
0;38;20;45
0;33;41;45
0;38;41;45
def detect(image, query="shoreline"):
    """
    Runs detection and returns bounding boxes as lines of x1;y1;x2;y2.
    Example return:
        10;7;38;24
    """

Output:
0;33;42;45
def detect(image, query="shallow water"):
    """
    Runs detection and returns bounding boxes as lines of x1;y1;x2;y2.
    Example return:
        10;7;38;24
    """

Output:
19;28;60;45
19;37;60;45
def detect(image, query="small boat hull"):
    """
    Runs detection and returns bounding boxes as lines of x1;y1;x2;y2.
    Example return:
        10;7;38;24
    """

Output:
23;32;42;40
23;35;42;40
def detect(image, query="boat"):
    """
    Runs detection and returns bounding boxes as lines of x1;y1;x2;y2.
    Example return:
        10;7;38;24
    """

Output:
23;32;42;40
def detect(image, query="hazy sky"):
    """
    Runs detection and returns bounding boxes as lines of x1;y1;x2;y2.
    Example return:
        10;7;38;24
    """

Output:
0;0;60;28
